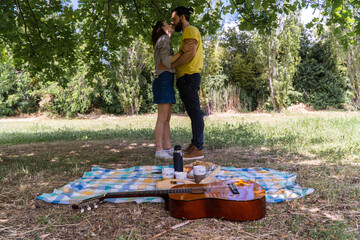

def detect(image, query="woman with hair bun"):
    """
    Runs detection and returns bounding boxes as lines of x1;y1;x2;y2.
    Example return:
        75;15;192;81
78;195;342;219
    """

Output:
151;21;192;159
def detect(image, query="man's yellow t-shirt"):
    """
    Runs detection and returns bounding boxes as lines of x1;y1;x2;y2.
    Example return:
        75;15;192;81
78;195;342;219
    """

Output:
176;25;203;79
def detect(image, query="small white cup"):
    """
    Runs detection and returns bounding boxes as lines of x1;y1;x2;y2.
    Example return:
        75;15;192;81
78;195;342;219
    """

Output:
175;171;187;180
193;165;206;175
193;165;206;183
162;167;175;179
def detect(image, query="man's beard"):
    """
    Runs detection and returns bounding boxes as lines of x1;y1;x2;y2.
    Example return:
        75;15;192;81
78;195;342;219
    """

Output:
175;21;183;32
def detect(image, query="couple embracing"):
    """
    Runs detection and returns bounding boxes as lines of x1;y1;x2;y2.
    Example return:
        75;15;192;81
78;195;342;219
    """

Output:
151;6;204;161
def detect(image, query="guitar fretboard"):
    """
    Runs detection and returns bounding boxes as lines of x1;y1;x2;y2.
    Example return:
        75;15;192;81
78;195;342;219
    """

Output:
103;187;193;198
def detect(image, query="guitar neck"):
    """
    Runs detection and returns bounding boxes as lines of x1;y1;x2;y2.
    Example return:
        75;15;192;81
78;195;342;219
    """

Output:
100;188;192;200
72;186;194;210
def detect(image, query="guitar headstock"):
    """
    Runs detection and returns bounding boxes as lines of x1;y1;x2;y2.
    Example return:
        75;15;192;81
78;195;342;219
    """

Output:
71;194;105;212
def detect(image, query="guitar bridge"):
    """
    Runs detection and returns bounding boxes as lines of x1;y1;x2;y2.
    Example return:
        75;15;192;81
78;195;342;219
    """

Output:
228;183;239;194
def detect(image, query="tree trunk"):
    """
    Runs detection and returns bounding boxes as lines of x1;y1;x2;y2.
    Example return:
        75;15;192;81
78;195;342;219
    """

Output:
268;75;276;109
268;41;279;112
347;50;360;106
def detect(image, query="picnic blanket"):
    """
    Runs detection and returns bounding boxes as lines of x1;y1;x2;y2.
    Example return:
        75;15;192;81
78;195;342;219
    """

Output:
37;166;315;204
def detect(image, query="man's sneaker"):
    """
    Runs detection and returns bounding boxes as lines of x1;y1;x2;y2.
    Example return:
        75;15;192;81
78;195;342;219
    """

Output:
183;144;193;154
183;146;204;160
155;150;172;159
164;147;174;155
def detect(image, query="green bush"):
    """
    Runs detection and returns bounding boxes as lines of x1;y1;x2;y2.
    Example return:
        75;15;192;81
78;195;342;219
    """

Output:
0;59;39;116
293;37;349;109
38;77;94;118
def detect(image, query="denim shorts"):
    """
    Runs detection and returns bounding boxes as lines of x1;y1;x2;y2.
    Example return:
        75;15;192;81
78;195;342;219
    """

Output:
152;71;176;104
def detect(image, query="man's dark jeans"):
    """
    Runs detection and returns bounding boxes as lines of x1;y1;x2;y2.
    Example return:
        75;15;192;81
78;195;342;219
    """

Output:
176;73;204;150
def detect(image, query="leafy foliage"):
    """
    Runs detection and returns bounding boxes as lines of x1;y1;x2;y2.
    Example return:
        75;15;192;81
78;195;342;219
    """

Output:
201;35;229;113
0;49;39;116
1;0;78;84
0;0;222;82
1;1;359;116
254;14;301;111
111;39;152;115
226;0;360;48
293;34;349;109
345;40;360;106
332;34;360;107
38;70;93;118
1;0;359;82
220;28;266;110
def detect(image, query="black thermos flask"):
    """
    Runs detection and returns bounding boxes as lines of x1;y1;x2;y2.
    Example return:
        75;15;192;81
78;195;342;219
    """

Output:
173;145;183;172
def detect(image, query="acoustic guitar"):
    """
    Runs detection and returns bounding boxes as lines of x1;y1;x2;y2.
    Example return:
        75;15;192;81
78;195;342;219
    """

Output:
72;179;266;221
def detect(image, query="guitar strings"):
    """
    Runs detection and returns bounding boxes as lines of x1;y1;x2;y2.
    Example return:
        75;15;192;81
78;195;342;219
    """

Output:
74;182;263;207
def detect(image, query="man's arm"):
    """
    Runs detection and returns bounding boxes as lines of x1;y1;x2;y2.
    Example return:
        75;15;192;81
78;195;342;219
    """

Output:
170;38;197;68
157;39;197;70
169;42;196;63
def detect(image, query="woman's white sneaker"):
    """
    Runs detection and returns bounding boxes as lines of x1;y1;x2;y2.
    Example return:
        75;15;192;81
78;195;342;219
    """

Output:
155;150;172;159
164;147;174;155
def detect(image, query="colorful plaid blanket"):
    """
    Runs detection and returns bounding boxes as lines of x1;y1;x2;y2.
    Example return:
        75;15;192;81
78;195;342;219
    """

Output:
37;166;314;204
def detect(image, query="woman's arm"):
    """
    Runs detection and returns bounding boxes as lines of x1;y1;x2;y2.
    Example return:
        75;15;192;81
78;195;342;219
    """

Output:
170;52;181;63
158;37;173;69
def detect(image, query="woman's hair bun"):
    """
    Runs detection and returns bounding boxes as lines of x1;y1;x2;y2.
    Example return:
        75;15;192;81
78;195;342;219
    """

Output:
187;7;194;13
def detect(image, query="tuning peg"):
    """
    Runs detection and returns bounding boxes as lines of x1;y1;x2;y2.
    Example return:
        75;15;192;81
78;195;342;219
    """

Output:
87;205;92;211
93;203;98;209
81;208;85;213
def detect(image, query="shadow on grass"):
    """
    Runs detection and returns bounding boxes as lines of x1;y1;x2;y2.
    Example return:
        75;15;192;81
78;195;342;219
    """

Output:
2;120;359;164
0;139;163;181
0;121;298;147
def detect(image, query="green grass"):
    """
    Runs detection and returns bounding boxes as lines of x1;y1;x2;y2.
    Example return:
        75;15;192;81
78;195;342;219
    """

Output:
2;113;360;162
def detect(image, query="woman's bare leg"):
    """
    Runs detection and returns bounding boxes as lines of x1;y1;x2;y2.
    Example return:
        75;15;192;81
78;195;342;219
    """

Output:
155;103;172;151
163;104;172;150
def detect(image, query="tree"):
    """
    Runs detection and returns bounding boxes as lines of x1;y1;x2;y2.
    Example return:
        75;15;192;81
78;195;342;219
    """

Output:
345;39;360;106
254;14;301;112
0;48;39;116
293;33;349;109
0;0;222;83
112;39;152;115
2;0;359;84
201;35;229;113
329;24;360;107
227;0;360;47
1;0;78;84
220;28;266;110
